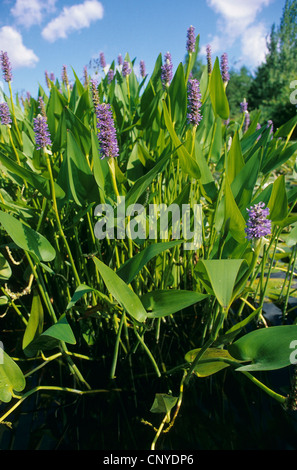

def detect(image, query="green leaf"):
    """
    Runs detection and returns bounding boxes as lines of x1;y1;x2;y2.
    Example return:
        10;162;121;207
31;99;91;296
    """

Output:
91;129;110;203
23;314;76;357
169;62;187;129
117;240;182;285
262;141;297;174
58;130;98;206
227;131;244;183
231;147;262;210
286;222;297;246
124;152;170;209
22;291;44;351
162;100;201;179
141;289;209;318
0;210;56;262
196;259;246;309
0;348;26;402
228;325;297;371
209;57;229;120
267;174;288;223
64;107;91;157
93;257;147;323
225;177;246;243
216;307;262;346
150;393;178;416
0;253;11;280
0;149;65;200
185;347;240;377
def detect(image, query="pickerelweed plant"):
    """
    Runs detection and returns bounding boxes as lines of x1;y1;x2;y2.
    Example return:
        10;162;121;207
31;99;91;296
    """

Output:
0;27;297;450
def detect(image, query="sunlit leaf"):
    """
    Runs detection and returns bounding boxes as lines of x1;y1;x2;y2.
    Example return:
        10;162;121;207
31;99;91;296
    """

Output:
0;210;56;262
228;325;297;371
0;347;26;402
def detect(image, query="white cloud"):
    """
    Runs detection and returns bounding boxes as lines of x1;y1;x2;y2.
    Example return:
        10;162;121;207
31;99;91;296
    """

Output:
240;23;269;67
11;0;57;28
207;0;271;27
0;26;39;68
205;0;273;68
41;0;104;42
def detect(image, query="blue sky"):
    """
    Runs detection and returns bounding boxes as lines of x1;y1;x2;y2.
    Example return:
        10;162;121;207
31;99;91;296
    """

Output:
0;0;285;98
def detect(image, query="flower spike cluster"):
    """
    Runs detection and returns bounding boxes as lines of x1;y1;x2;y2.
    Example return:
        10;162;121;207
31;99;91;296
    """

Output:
220;52;230;83
61;65;69;87
96;103;119;159
186;25;196;53
140;60;146;78
245;202;272;241
187;78;202;127
0;51;12;82
206;44;212;74
33;114;52;150
122;61;131;78
107;69;114;84
100;52;106;69
0;102;12;126
161;52;173;89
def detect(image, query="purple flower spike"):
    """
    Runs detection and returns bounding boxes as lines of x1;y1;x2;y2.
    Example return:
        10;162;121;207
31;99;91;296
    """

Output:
267;120;273;135
240;100;248;113
206;44;212;74
140;60;146;78
244;112;250;132
33;114;52;150
0;51;12;82
118;54;123;66
96;103;119;159
245;202;272;241
107;68;114;84
61;65;69;87
100;52;106;69
186;25;196;53
45;70;51;88
187;78;202;127
220;52;230;83
256;123;262;141
90;79;99;108
0;102;12;126
38;96;46;117
122;61;131;78
161;52;173;89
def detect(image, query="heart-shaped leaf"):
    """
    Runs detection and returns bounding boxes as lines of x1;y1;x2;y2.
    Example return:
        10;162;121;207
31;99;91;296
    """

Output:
141;289;209;318
23;314;76;357
0;347;26;402
196;259;246;309
150;393;178;416
228;325;297;372
185;347;240;377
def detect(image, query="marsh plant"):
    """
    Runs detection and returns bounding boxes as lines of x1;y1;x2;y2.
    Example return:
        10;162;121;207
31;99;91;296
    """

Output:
0;25;297;449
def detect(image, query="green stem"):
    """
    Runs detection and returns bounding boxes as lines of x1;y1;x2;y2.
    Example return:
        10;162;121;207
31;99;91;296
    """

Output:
110;311;126;379
241;371;287;404
0;385;122;425
134;326;161;378
8;81;22;146
44;150;81;287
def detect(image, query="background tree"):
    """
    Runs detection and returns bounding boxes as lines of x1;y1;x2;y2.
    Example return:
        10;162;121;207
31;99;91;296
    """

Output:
247;0;297;129
226;66;253;118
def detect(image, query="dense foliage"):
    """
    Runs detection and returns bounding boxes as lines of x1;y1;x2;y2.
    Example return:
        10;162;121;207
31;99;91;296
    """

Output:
0;22;296;450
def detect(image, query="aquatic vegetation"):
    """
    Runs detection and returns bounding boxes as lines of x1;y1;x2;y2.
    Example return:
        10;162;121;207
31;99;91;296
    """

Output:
0;27;297;450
